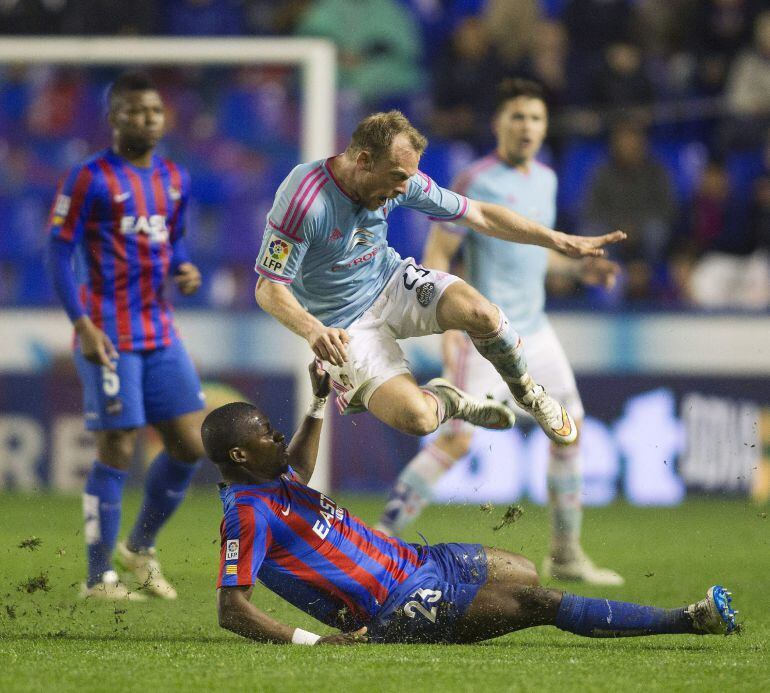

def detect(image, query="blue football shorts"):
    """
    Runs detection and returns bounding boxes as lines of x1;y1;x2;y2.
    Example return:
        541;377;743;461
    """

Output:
74;338;205;431
368;542;488;644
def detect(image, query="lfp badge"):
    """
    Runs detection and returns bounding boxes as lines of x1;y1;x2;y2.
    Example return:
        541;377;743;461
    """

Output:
261;234;294;275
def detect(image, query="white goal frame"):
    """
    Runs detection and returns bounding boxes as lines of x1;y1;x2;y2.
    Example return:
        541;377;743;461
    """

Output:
0;37;337;491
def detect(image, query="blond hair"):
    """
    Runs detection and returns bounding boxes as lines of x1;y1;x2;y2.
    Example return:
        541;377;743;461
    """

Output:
346;110;428;162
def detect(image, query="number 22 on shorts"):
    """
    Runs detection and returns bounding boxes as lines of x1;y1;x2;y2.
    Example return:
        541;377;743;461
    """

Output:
403;588;442;623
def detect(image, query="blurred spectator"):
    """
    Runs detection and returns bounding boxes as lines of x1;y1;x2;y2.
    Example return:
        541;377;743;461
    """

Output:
429;16;502;149
295;0;425;112
687;0;760;97
688;160;732;256
582;118;678;299
516;19;570;110
589;41;655;108
482;0;539;70
723;10;770;149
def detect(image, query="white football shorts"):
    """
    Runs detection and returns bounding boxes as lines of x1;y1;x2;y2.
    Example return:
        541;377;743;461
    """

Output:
323;258;460;414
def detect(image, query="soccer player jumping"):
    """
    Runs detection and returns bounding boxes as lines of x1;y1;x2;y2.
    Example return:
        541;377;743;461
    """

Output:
377;79;624;586
255;110;625;447
204;365;739;646
47;72;207;600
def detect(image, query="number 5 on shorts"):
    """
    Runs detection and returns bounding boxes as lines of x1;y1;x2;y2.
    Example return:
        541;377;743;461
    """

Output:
403;588;442;623
101;367;120;397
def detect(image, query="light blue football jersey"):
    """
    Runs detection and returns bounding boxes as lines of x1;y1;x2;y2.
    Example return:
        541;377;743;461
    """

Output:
255;157;468;328
447;154;557;336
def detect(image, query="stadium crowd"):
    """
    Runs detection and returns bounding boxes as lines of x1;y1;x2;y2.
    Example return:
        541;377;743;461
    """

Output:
1;0;768;309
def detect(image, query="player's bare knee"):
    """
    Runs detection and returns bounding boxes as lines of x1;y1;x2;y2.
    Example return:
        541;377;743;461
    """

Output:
96;429;138;469
465;300;499;335
402;406;439;436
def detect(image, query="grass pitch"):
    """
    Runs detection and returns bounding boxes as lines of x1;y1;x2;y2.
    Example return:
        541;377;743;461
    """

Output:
0;491;767;692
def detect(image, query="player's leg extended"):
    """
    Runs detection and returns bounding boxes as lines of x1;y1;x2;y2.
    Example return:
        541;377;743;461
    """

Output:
436;281;576;445
119;342;206;599
376;430;473;535
453;548;738;642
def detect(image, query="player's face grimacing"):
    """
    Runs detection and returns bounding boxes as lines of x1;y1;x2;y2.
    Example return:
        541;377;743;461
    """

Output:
356;134;420;210
229;416;289;481
494;96;548;167
110;89;166;154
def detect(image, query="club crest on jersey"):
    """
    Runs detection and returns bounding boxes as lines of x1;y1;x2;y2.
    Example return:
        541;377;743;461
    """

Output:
225;540;239;561
168;186;181;201
51;194;71;225
261;234;294;275
120;215;169;243
416;281;435;307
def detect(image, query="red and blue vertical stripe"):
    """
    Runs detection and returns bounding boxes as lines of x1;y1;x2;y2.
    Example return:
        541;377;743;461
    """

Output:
217;479;426;629
47;148;189;352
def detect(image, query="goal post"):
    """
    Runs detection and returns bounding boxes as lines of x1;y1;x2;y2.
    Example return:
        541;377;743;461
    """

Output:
0;36;337;492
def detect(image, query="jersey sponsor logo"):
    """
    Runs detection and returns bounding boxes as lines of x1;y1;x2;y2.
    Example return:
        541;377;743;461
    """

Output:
312;494;344;541
52;194;71;225
261;234;294;275
114;191;131;203
225;539;239;560
331;245;380;272
120;215;169;243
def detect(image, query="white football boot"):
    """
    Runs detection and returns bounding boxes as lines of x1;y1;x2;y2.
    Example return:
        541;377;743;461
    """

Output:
425;378;516;430
687;586;739;635
116;541;178;600
543;547;625;586
80;569;148;601
513;375;577;445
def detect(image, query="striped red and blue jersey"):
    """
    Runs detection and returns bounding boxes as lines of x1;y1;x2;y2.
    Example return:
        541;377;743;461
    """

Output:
217;474;426;630
47;148;191;352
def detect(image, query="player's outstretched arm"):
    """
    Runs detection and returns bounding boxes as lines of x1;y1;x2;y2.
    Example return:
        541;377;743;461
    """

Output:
286;361;331;484
218;586;367;646
463;199;626;258
255;277;350;366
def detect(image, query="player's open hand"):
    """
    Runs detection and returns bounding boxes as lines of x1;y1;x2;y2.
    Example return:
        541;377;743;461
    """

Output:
174;262;202;295
308;326;349;367
579;256;622;289
74;316;118;370
309;359;331;398
554;230;626;258
317;626;368;645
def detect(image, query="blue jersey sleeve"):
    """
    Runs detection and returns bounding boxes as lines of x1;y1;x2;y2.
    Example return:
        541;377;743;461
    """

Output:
169;166;191;242
397;170;468;222
218;504;271;588
255;165;324;284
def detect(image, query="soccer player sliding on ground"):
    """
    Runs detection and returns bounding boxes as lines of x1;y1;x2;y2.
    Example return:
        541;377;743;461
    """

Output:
204;363;739;646
255;110;626;446
47;72;207;601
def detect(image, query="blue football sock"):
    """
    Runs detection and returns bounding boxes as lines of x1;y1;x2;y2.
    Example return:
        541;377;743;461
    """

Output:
127;452;198;551
83;461;127;587
556;593;696;637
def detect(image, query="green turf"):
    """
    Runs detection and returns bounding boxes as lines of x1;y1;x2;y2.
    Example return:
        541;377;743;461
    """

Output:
0;491;767;692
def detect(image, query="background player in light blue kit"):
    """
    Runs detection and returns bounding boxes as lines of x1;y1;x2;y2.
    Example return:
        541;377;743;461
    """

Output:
377;79;624;586
46;72;207;600
204;365;739;645
255;111;626;449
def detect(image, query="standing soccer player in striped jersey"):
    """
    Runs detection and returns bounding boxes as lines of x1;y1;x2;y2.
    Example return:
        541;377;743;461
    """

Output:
47;72;207;601
376;79;623;585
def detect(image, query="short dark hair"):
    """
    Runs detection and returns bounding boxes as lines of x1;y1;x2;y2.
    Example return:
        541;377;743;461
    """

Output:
494;78;547;115
201;402;264;466
107;71;157;109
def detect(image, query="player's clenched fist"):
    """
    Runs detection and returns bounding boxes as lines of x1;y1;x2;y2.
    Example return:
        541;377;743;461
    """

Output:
554;230;626;258
317;627;368;645
308;326;350;367
174;262;202;295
